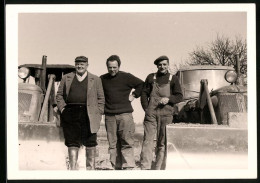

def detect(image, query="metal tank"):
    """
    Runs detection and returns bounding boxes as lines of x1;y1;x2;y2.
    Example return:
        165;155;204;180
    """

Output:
177;65;234;100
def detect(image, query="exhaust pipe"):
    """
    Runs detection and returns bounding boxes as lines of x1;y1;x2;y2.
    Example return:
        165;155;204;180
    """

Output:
40;55;47;93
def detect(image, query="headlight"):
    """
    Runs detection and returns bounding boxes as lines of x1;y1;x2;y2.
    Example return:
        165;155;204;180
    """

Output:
18;67;30;79
225;70;237;83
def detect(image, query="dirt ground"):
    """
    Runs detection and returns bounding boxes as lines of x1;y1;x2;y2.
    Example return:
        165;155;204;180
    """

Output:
19;140;247;170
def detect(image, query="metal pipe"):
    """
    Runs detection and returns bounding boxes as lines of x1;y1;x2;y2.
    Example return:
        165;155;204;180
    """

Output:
236;54;241;78
235;54;244;86
39;74;56;122
40;55;47;93
35;69;42;86
211;96;218;108
202;79;218;124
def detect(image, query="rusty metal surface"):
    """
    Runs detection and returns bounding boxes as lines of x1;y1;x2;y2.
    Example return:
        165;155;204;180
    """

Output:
214;93;247;125
18;84;44;122
211;85;247;94
228;112;248;128
19;123;65;141
166;124;248;153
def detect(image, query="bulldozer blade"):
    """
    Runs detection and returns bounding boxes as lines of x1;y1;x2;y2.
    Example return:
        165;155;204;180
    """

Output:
166;124;248;169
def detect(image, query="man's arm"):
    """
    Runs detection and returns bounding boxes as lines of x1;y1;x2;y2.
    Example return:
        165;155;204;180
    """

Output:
56;76;67;112
140;75;152;111
96;77;105;115
168;76;183;104
127;73;144;98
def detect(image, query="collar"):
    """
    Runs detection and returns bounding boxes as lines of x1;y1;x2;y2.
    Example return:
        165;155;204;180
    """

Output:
108;71;120;78
76;71;88;82
157;70;169;76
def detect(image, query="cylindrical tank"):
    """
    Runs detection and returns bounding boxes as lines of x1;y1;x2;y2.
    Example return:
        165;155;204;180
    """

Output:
18;83;43;122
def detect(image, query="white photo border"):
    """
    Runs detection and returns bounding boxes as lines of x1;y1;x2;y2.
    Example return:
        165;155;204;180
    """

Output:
6;4;257;180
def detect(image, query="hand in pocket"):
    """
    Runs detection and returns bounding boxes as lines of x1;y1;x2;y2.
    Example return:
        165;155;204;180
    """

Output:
129;94;135;102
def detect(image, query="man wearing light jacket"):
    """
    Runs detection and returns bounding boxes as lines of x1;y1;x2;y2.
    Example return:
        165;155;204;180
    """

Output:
56;56;105;170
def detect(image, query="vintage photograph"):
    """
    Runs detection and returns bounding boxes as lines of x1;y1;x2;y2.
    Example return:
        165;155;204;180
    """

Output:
6;4;256;179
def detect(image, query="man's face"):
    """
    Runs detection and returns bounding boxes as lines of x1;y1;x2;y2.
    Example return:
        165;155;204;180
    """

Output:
107;60;119;76
157;60;169;74
75;61;88;75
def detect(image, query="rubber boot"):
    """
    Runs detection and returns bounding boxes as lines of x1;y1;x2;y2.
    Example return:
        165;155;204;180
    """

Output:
68;147;79;170
86;146;96;170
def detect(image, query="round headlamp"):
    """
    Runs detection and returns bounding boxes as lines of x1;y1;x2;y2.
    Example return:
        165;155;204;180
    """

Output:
18;67;30;79
225;70;237;83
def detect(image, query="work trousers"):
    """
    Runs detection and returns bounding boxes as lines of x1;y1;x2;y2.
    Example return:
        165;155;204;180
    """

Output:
105;113;135;169
61;105;97;148
140;111;173;170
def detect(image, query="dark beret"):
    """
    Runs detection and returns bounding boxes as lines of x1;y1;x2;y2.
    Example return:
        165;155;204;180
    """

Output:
154;55;169;65
75;56;88;62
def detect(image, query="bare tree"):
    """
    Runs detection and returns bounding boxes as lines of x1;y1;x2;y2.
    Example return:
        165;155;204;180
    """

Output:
187;34;247;76
189;46;216;65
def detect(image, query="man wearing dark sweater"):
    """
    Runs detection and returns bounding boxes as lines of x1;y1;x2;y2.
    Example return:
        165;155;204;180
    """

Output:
100;55;143;170
140;56;183;170
56;56;105;170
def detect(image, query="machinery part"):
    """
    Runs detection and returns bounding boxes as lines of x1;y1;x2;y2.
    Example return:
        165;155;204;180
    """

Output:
18;83;44;122
40;55;47;93
214;93;247;125
168;142;192;169
235;54;244;86
18;67;30;81
184;99;197;111
225;70;238;84
228;112;247;128
166;124;248;153
199;79;217;124
39;74;56;122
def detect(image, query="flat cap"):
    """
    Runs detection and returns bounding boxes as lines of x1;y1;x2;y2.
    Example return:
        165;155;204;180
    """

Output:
154;55;169;65
75;56;88;62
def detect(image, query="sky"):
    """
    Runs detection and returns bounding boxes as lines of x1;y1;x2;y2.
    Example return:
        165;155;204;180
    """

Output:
18;11;247;123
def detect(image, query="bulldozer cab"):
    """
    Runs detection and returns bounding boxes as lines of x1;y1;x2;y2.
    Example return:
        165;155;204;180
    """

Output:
18;57;75;123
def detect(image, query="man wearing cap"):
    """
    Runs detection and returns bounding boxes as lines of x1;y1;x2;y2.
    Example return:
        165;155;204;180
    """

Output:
56;56;105;170
100;55;144;170
140;56;183;170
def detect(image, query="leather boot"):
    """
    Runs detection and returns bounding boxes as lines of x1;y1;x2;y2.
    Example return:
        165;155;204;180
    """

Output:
86;146;96;170
68;147;79;170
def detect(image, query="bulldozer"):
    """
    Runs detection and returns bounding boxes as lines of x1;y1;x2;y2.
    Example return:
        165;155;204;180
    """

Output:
18;56;76;170
166;55;248;169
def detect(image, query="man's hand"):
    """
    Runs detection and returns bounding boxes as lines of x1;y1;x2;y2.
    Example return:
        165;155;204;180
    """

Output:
159;97;169;105
61;108;65;113
129;94;136;102
53;106;58;113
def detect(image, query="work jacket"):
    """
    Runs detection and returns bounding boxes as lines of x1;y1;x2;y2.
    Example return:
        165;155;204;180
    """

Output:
56;72;105;133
